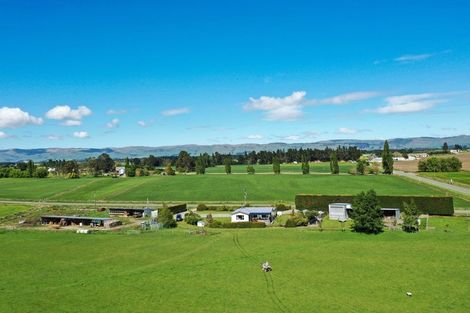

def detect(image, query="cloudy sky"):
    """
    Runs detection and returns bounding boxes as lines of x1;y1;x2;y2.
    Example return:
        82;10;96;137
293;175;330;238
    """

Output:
0;0;469;148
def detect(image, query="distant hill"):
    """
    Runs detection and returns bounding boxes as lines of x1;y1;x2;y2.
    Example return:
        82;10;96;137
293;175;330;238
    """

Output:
0;135;469;162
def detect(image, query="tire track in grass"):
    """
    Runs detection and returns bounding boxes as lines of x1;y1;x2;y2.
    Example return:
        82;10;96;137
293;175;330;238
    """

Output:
47;179;102;200
100;179;149;201
232;233;291;313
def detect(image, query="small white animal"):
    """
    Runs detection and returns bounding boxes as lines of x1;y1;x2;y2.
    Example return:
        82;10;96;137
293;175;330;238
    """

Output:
406;292;413;297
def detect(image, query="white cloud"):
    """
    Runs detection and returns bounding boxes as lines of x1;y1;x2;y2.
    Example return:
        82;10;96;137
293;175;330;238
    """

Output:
161;107;190;116
46;105;92;121
375;93;442;114
394;53;432;63
0;107;43;128
283;135;300;141
339;127;357;134
106;118;120;128
106;109;127;115
244;91;379;121
317;92;379;105
394;50;452;63
61;120;82;126
244;91;306;121
247;134;263;140
73;131;89;138
137;120;151;127
47;134;62;140
0;131;9;139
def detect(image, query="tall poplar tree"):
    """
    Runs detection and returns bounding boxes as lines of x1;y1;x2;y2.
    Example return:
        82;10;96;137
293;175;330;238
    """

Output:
330;151;339;174
381;140;394;174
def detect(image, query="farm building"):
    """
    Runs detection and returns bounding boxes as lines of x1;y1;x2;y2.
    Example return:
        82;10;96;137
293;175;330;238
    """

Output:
109;207;154;218
328;203;400;220
231;207;276;223
40;215;122;228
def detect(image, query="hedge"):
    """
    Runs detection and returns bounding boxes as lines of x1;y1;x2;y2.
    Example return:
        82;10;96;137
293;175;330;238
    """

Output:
167;203;187;214
221;222;266;228
295;194;454;216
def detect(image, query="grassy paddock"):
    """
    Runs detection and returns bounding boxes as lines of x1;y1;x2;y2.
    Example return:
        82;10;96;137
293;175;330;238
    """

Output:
0;220;469;313
0;204;31;218
0;175;460;203
418;171;470;188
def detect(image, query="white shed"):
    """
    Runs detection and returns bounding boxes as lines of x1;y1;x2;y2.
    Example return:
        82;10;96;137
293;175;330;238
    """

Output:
328;203;352;220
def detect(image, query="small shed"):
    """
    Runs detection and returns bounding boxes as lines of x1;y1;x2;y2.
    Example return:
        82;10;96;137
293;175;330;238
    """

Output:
109;207;153;218
328;203;352;220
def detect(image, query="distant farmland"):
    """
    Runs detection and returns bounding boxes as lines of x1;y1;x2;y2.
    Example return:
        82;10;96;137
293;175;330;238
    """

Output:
0;174;468;208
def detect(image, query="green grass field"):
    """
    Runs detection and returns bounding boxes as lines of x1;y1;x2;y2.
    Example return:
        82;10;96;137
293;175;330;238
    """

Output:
419;171;470;188
205;162;354;174
0;174;462;205
0;204;31;218
1;219;469;313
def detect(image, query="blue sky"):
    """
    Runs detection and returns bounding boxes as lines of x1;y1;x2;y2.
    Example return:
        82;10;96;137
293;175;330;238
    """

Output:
0;0;469;148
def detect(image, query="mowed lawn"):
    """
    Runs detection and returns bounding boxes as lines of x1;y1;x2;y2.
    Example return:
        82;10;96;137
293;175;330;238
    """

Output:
1;223;469;313
0;174;457;203
205;162;354;174
419;171;470;188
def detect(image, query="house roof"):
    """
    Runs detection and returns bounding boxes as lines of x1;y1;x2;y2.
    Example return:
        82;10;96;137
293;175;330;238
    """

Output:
232;207;275;215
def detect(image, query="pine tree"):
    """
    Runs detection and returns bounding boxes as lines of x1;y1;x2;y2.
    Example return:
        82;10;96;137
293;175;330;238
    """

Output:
301;154;310;175
330;151;339;174
272;156;281;174
381;140;394;174
350;189;384;234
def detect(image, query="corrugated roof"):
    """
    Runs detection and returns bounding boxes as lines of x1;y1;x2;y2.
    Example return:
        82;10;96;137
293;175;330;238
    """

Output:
232;207;275;215
41;215;112;221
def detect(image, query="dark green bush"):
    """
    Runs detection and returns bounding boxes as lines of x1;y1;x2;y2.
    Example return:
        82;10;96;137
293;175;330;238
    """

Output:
275;203;291;211
184;211;202;225
196;203;209;211
295;194;454;216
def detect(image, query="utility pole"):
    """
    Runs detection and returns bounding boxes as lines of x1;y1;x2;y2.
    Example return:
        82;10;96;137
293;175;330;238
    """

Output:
243;188;248;206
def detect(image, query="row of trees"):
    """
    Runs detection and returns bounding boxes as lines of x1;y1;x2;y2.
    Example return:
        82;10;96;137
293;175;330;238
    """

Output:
418;157;462;172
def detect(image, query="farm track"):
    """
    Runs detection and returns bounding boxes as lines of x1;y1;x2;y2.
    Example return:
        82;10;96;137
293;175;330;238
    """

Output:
395;171;470;196
232;233;291;313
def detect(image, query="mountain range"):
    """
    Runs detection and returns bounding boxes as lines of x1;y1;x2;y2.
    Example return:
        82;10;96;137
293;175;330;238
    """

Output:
0;135;469;162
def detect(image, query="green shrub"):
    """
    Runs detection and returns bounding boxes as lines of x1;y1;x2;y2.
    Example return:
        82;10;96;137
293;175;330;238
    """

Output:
184;211;202;225
221;222;266;228
402;200;420;233
284;213;308;227
158;207;177;228
275;203;291;211
196;203;209;211
295;194;454;215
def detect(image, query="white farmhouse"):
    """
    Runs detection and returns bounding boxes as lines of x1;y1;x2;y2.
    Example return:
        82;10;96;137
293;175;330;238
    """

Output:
231;207;276;223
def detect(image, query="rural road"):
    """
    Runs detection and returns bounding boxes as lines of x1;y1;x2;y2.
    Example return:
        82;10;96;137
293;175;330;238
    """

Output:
394;171;470;196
